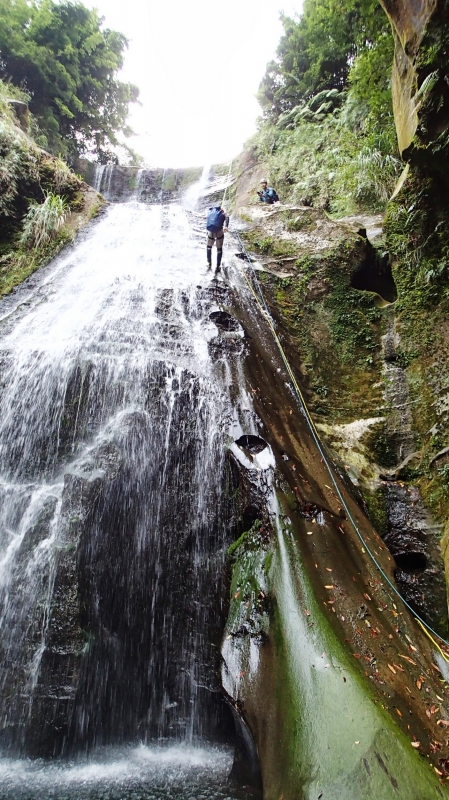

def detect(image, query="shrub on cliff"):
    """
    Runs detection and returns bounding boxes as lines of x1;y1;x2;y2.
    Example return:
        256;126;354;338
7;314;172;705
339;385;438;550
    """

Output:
249;116;400;214
20;192;69;249
0;0;139;162
253;0;398;214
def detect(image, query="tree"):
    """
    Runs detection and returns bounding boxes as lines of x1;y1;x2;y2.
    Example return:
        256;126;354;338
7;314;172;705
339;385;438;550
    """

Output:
257;0;390;121
0;0;139;161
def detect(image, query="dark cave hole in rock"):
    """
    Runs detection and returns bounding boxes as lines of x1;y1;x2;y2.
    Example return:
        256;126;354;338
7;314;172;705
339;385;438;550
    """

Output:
351;251;397;303
235;435;268;454
209;311;240;331
242;505;261;527
394;551;427;572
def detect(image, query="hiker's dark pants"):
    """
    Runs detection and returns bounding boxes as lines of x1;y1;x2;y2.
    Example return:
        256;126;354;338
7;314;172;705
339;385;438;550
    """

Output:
207;230;224;250
207;229;224;267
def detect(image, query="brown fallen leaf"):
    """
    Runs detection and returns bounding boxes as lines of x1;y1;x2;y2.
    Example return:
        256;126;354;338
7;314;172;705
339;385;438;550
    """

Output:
324;585;334;589
411;741;420;748
363;593;372;601
399;655;417;665
353;653;361;659
417;680;422;690
437;720;449;728
393;663;405;673
396;708;403;717
304;609;311;616
426;710;432;719
326;567;333;572
388;664;397;675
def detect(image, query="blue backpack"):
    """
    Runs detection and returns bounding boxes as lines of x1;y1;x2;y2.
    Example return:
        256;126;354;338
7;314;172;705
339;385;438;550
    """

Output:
207;206;223;231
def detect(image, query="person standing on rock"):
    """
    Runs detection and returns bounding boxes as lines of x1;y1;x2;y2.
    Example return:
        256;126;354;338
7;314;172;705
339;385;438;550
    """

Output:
257;180;279;204
206;205;229;270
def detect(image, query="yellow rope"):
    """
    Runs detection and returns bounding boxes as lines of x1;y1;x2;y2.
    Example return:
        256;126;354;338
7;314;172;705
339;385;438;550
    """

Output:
415;618;449;664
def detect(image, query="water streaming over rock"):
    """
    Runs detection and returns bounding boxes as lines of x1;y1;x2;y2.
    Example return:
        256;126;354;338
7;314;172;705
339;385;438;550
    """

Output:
0;187;258;797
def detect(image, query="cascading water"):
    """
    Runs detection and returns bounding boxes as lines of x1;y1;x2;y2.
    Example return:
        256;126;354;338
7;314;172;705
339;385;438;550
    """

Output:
0;190;256;798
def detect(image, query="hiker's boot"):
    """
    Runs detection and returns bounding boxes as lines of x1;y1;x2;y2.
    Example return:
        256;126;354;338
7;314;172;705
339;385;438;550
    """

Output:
206;246;212;268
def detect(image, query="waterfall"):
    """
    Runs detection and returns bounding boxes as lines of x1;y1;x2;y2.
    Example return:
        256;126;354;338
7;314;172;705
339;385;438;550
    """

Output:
93;164;106;193
0;193;256;798
182;164;211;210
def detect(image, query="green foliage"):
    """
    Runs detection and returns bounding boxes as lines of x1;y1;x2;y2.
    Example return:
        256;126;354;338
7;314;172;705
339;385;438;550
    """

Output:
20;191;69;248
0;75;30;122
252;0;398;216
0;116;39;217
0;85;82;230
0;0;139;161
0;226;74;296
249;116;401;214
258;0;391;122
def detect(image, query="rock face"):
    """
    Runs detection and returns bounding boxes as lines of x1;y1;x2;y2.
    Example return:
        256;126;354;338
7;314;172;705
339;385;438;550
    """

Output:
377;1;449;608
220;267;449;799
379;0;438;154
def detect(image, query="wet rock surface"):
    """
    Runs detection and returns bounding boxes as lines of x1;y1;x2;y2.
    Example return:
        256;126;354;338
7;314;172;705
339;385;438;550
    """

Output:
93;166;202;204
0;187;448;799
383;481;447;635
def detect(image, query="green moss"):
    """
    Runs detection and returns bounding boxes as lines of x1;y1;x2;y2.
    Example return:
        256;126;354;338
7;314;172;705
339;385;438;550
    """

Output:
363;421;397;468
257;237;384;425
363;486;388;535
227;521;272;634
258;521;444;799
241;229;297;259
0;227;74;297
88;198;105;219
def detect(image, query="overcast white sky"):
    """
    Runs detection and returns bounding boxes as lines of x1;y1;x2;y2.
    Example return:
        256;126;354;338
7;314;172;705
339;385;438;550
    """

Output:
85;0;303;167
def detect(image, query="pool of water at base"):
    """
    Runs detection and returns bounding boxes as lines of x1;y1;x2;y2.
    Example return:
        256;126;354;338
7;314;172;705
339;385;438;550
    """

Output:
0;744;254;800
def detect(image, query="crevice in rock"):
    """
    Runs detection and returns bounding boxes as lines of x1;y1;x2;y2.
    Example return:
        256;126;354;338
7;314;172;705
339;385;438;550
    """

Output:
351;250;397;304
394;551;427;572
242;504;262;527
235;435;268;454
209;311;240;331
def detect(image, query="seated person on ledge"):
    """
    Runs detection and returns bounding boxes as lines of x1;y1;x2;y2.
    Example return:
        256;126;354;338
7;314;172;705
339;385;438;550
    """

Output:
257;180;279;204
